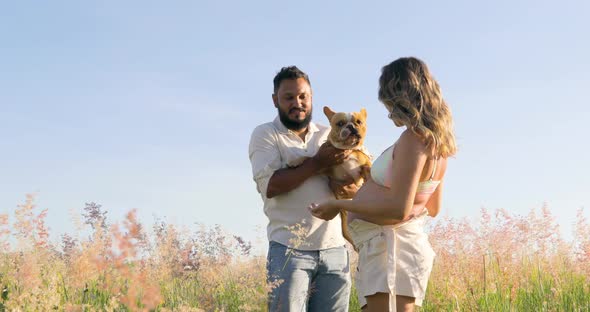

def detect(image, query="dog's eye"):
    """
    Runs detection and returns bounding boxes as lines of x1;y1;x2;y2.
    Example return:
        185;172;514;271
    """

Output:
337;121;345;127
356;120;363;125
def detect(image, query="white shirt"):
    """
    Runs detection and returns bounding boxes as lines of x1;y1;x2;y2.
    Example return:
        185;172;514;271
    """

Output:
248;117;345;250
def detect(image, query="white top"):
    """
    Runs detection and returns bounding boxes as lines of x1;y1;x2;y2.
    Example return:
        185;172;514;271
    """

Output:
248;117;346;250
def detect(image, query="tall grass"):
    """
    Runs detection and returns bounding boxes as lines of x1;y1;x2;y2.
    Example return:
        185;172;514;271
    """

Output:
0;195;588;311
422;204;590;311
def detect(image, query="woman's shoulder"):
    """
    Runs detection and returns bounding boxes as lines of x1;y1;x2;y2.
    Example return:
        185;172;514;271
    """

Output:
397;130;428;152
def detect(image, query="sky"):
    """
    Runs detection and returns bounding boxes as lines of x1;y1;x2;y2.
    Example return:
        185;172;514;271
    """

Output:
1;0;589;251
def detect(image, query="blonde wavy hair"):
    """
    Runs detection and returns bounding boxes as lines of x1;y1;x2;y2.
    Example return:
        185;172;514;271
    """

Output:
378;57;457;158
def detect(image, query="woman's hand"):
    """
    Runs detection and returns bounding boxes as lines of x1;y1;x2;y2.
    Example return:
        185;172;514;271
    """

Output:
308;200;341;221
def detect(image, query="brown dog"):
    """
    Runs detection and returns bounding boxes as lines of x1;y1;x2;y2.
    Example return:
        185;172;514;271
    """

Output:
323;106;372;247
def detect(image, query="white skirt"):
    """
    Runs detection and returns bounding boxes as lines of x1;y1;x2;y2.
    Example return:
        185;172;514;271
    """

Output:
349;212;435;310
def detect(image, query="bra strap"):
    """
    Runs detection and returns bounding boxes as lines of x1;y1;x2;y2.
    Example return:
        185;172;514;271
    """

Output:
429;158;438;180
429;138;439;180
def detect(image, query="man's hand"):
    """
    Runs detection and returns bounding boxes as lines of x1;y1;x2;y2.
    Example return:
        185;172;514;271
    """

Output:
313;142;351;169
329;177;360;199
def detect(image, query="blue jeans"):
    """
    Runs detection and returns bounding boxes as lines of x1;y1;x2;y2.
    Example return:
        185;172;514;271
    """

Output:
267;241;351;312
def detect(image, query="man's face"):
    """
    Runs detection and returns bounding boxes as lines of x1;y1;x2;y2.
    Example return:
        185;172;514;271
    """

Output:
272;78;312;131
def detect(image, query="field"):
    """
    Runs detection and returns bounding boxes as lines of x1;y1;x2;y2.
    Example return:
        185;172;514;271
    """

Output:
1;194;589;311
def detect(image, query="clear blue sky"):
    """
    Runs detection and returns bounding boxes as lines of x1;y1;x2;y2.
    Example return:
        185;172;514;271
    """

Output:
1;1;589;248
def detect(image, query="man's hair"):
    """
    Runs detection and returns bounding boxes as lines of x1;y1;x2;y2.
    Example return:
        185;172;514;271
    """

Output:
273;66;311;93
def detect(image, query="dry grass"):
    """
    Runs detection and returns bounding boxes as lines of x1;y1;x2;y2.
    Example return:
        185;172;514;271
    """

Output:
0;195;588;311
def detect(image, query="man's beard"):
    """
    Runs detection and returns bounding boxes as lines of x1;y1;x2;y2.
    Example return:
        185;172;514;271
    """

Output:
278;107;312;131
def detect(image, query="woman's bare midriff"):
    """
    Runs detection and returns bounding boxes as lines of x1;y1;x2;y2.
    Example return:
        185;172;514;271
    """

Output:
347;179;428;226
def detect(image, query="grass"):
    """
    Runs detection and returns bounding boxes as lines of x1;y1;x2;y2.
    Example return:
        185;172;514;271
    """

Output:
0;195;589;311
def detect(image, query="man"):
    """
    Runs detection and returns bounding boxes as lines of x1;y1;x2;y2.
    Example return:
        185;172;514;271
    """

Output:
248;66;357;311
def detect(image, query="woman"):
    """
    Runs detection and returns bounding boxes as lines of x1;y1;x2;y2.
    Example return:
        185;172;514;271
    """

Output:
309;57;457;311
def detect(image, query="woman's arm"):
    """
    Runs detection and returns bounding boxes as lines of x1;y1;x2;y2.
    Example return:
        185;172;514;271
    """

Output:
425;180;443;217
309;131;428;220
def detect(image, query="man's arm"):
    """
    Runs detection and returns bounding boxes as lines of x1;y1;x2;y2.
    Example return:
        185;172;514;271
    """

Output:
249;126;350;199
266;142;351;198
249;125;283;198
265;157;321;198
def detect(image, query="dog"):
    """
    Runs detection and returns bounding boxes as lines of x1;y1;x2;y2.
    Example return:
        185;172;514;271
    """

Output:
287;106;371;247
323;106;372;248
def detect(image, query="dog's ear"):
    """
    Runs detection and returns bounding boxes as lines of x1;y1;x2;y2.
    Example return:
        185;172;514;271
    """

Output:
323;106;336;120
360;108;367;118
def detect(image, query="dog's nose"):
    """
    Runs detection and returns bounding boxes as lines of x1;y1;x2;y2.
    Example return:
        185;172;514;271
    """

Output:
347;124;358;134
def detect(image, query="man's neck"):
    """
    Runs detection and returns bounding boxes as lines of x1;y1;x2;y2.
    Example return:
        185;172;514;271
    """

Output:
292;127;309;141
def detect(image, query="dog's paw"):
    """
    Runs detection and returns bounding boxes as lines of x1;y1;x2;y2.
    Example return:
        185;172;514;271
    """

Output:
360;165;372;181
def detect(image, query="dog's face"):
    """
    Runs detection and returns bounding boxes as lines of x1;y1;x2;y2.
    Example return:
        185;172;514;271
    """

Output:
324;106;367;150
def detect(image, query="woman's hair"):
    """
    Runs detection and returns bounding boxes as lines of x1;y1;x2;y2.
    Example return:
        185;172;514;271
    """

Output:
378;57;457;158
